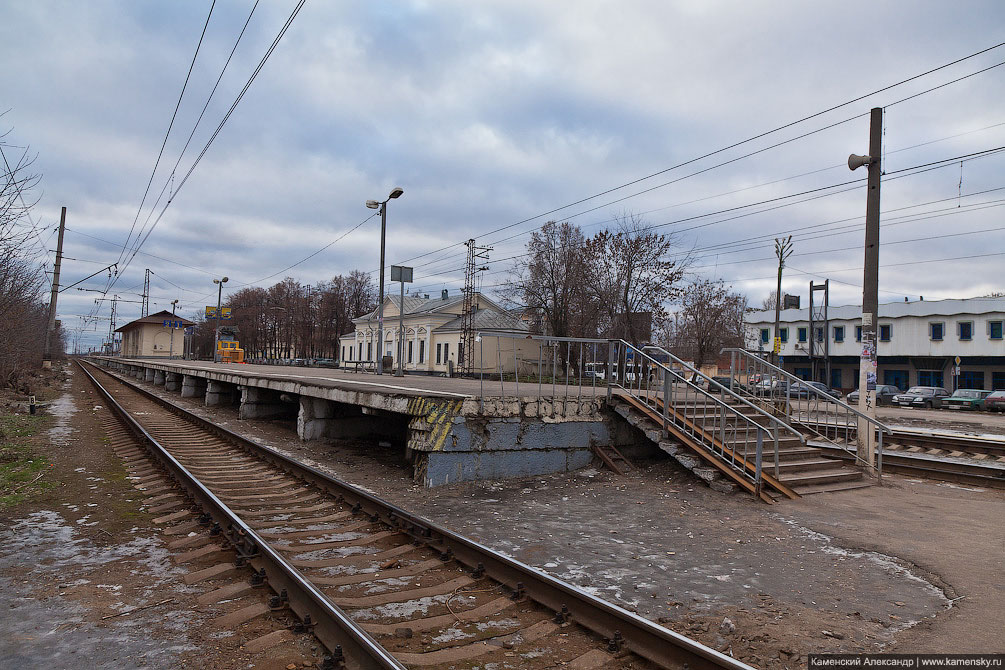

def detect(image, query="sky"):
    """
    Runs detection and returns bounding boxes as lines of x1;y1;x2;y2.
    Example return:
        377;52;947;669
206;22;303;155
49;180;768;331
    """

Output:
3;1;1004;351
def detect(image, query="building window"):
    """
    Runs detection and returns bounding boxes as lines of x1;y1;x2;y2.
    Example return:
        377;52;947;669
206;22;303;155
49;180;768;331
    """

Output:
993;371;1005;390
879;324;891;342
408;341;413;363
367;342;372;361
341;346;345;361
760;328;770;344
988;320;1003;340
358;343;362;360
458;342;464;363
958;370;984;390
419;340;425;364
930;322;944;341
855;325;862;342
436;343;442;365
779;328;788;343
443;343;449;363
958;321;973;341
814;327;824;343
833;326;844;343
798;327;807;343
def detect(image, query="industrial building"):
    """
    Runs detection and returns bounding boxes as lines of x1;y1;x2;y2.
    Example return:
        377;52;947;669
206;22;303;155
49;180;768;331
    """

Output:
745;297;1005;391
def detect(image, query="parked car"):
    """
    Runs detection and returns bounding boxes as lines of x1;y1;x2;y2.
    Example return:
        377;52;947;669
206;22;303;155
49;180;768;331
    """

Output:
985;390;1005;412
892;386;951;409
708;376;749;394
943;389;993;411
846;384;900;406
790;381;844;400
753;379;791;396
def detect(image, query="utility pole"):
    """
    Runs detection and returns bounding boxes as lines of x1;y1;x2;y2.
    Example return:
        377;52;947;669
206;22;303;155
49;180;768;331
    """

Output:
107;296;118;355
170;299;179;358
772;235;793;367
460;239;491;375
848;107;883;474
141;269;151;317
213;277;228;363
42;206;67;369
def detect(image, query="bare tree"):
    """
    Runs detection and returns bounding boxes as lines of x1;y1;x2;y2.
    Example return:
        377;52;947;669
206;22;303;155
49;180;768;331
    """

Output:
670;278;747;369
761;290;777;312
585;212;688;342
510;221;595;337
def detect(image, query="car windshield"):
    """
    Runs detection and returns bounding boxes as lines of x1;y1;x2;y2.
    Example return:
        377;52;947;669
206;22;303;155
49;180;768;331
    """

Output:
989;391;1005;399
951;390;981;398
904;387;933;395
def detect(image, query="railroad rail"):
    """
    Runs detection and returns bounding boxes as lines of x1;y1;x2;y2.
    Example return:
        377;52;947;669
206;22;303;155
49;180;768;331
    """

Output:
800;419;1005;460
78;359;750;670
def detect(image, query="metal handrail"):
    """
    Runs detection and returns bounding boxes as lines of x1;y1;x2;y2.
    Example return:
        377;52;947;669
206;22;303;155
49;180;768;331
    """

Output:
640;344;803;437
719;348;893;433
629;345;780;436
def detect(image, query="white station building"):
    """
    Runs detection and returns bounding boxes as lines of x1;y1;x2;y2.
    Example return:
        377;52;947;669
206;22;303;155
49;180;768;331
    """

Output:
745;297;1005;392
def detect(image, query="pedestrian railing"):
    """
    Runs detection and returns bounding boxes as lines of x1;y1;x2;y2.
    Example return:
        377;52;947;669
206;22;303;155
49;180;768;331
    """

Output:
721;348;892;475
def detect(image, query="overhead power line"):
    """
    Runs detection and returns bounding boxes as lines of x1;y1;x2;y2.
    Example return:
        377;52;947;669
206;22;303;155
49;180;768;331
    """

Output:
116;1;217;270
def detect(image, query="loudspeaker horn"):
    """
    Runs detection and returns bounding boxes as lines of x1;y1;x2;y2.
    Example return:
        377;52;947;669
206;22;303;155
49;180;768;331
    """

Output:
848;154;872;171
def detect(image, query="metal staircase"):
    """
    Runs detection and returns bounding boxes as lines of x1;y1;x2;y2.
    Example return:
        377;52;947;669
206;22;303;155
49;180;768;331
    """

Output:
606;341;876;501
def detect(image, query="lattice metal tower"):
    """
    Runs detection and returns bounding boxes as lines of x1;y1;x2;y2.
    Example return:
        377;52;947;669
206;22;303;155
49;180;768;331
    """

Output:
808;280;830;384
141;268;151;317
460;238;491;374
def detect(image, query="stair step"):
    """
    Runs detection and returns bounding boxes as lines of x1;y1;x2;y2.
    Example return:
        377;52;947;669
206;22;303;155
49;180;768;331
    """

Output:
774;458;841;473
777;468;863;486
789;479;876;496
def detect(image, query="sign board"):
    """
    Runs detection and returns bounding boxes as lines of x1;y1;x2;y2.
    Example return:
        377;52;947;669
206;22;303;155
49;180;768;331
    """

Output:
390;265;413;283
772;337;781;354
862;312;873;326
954;366;961;377
955;356;962;366
205;306;232;320
162;319;185;329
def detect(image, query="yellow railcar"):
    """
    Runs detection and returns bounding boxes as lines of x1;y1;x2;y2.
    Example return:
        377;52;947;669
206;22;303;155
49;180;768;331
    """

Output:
217;338;245;363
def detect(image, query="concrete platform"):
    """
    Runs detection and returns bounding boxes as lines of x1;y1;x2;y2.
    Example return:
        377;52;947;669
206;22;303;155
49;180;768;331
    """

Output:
92;357;633;487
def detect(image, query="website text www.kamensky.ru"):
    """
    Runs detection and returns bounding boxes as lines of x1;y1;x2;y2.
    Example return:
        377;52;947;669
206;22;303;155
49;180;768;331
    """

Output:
809;655;1004;669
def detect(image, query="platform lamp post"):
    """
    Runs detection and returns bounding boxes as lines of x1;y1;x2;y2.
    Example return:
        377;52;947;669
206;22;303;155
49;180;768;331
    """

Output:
169;299;179;359
366;187;404;376
213;277;228;363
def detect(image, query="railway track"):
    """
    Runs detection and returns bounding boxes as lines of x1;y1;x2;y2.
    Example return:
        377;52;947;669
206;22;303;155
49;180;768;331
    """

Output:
79;360;748;670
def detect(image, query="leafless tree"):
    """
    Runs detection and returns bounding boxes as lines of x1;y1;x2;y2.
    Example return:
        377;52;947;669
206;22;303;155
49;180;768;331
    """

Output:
761;290;777;312
585;212;688;342
669;278;747;369
510;221;596;337
0;121;54;389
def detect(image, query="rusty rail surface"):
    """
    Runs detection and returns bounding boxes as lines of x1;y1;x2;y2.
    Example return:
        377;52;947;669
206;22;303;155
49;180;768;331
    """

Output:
80;359;753;670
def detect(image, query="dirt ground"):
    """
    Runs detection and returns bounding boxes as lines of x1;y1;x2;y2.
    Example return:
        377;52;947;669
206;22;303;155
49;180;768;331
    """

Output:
0;366;322;669
2;364;1003;669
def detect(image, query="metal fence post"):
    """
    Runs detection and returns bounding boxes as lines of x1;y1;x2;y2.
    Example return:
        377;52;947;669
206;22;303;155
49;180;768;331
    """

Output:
877;428;884;484
607;341;615;400
755;428;764;499
479;336;484;414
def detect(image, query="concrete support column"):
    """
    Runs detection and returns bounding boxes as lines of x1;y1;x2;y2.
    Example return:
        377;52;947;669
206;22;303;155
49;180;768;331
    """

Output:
164;372;181;392
297;397;374;441
144;368;155;382
205;380;236;406
153;370;165;385
239;386;290;420
181;374;207;398
132;367;141;379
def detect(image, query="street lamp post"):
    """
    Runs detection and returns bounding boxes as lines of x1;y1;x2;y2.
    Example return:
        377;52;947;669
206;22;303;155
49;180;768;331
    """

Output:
169;299;179;358
366;186;404;376
213;277;229;362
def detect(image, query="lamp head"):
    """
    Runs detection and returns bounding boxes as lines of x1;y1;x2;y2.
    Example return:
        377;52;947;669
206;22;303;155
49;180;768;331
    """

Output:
222;276;228;283
365;200;380;210
388;187;404;199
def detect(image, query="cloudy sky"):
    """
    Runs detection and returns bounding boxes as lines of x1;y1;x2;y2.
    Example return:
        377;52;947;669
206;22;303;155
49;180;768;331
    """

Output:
4;1;1004;350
